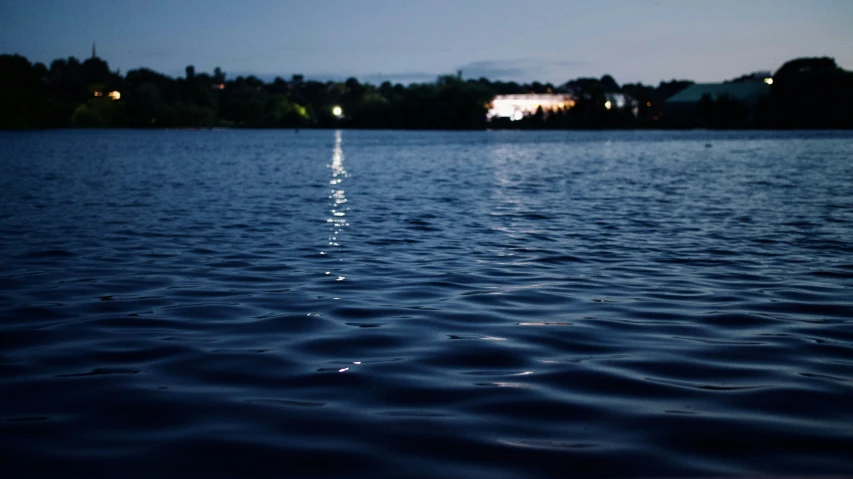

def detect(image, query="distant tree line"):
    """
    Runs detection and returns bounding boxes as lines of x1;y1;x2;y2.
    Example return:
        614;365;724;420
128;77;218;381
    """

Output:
1;53;851;130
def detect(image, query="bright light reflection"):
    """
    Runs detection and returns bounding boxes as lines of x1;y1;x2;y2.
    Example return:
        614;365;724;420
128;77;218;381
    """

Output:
326;132;348;280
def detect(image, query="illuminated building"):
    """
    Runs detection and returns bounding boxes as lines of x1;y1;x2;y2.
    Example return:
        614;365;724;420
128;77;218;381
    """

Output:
487;94;575;121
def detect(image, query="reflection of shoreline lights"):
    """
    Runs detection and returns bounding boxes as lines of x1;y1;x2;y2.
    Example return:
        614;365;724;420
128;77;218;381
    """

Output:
328;129;348;249
487;94;575;121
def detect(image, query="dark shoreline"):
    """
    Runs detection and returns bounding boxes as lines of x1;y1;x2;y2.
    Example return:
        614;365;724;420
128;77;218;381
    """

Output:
3;53;852;131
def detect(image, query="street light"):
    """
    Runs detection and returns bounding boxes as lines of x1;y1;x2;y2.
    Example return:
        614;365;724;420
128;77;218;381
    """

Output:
332;105;343;118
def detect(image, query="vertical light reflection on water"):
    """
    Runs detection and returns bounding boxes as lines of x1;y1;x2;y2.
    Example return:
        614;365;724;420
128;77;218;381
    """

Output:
327;130;348;281
327;130;362;373
489;145;534;238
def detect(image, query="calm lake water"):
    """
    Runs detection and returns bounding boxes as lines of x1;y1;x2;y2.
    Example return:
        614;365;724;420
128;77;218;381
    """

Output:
1;129;852;478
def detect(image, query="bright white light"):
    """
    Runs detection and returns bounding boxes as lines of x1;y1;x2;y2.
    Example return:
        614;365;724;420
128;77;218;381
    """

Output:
332;106;343;117
764;78;774;85
511;110;523;121
604;100;612;110
487;94;575;119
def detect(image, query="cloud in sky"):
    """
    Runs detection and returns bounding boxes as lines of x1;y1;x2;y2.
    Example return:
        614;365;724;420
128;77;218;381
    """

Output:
221;70;439;85
359;71;443;84
210;59;592;86
455;59;587;82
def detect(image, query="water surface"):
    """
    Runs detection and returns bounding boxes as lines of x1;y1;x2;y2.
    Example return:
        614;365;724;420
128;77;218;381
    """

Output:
1;129;852;478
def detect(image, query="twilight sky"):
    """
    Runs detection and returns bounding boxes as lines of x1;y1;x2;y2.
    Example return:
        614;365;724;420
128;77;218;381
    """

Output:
2;0;852;86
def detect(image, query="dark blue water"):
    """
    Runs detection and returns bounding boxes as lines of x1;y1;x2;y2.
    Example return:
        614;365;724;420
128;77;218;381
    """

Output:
1;129;852;478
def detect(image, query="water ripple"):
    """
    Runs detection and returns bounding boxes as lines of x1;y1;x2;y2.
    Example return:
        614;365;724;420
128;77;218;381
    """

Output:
1;129;852;478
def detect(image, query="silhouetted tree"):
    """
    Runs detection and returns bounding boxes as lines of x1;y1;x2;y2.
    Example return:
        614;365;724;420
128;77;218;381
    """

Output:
213;67;225;84
600;74;619;92
0;54;47;128
3;52;851;130
80;56;110;86
770;57;853;128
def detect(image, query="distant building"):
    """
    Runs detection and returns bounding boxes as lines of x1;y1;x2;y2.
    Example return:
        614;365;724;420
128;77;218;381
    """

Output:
666;82;770;106
487;94;575;121
664;82;771;125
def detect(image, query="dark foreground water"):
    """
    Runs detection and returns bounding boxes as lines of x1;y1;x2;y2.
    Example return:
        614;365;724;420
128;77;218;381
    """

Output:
1;129;852;478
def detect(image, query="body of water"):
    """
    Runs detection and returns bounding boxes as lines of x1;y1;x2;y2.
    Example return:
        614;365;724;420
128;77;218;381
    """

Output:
1;129;852;478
